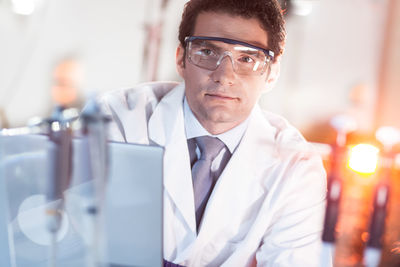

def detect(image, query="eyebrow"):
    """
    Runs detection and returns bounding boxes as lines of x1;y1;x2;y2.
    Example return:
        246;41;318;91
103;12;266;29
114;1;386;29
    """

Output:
186;36;274;60
198;40;222;51
195;40;261;56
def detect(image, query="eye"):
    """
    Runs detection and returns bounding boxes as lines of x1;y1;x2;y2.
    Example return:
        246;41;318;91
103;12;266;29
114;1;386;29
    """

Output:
238;56;255;63
199;49;214;56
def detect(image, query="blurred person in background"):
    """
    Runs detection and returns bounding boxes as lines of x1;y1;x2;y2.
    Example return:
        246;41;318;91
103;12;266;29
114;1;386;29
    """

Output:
49;56;84;111
98;0;328;266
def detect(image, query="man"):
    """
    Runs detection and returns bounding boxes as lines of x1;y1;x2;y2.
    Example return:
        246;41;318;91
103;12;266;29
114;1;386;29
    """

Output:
99;0;327;266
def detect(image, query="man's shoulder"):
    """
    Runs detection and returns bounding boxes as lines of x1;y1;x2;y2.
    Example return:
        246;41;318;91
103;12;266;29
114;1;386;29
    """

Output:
95;81;183;143
256;110;326;194
99;81;181;109
260;110;304;142
258;109;315;156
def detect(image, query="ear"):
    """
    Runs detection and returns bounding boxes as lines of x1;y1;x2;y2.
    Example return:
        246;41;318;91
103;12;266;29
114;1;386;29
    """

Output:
175;45;185;78
263;59;280;93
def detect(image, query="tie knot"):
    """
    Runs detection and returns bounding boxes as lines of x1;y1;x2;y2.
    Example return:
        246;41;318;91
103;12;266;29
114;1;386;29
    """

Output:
195;136;225;161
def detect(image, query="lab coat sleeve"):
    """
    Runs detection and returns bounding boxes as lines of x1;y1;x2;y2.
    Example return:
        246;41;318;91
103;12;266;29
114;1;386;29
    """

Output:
255;151;329;267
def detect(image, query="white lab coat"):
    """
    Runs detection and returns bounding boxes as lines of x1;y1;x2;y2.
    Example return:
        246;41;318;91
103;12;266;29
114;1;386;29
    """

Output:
99;82;328;267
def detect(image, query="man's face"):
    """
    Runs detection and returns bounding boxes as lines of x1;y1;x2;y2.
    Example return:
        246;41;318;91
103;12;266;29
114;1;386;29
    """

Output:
176;12;279;134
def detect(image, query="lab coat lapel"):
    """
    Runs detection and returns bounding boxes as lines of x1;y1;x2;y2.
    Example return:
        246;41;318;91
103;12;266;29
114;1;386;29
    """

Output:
195;105;279;247
148;83;197;233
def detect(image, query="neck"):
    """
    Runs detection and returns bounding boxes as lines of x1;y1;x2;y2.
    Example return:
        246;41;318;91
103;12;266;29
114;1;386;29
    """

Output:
197;119;243;135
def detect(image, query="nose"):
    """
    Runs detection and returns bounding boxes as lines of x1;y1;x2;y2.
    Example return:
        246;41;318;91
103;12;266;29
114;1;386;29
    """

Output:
211;54;236;85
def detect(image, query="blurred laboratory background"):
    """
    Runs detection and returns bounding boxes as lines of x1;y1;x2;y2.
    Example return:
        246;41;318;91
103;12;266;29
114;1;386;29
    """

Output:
0;0;399;136
1;0;400;266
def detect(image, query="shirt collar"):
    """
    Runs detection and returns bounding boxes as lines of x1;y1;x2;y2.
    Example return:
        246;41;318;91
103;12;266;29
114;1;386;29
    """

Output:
183;97;249;154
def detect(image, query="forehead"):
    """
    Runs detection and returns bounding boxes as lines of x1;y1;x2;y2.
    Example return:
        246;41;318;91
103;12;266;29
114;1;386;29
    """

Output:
193;11;269;50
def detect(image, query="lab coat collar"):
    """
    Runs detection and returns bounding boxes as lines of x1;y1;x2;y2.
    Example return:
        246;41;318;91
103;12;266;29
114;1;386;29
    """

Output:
148;83;198;233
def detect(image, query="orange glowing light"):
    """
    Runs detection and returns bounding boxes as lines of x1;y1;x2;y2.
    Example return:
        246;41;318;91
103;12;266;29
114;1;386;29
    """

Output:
348;144;379;174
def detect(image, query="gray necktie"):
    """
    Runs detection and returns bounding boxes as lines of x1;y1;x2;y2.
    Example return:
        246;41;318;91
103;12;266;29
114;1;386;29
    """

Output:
192;136;225;229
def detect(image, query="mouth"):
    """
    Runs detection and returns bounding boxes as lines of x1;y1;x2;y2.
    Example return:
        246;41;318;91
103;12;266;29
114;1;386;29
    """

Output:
204;93;238;101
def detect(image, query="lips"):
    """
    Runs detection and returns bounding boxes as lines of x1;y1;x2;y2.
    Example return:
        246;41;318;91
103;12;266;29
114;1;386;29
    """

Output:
205;93;237;101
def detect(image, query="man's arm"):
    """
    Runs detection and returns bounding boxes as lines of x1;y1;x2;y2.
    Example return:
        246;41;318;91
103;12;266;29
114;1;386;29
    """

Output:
256;153;330;267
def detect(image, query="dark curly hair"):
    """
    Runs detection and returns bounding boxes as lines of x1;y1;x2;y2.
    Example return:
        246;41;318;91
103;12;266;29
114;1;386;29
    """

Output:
178;0;286;62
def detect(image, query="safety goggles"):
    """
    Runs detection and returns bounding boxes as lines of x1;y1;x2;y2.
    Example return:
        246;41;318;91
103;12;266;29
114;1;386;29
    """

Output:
184;36;274;76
